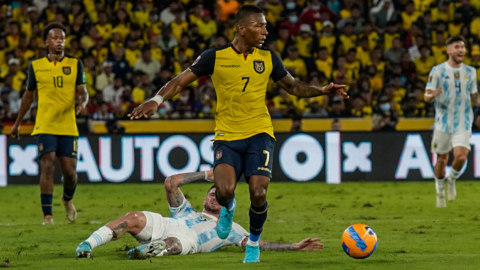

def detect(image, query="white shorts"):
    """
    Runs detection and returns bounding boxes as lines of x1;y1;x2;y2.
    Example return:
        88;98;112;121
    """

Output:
133;211;198;255
431;129;471;154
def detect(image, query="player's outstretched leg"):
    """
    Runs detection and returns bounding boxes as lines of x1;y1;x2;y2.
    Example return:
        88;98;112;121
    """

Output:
127;237;183;259
76;212;147;258
435;177;446;208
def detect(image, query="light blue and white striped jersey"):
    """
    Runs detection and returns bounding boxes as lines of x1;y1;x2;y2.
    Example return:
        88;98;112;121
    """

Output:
426;62;478;133
169;199;248;253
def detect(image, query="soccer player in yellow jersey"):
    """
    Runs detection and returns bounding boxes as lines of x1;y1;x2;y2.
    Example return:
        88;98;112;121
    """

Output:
10;22;88;226
128;6;347;263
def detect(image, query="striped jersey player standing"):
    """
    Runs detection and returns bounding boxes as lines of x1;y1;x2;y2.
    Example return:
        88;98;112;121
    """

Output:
424;36;477;208
10;22;89;225
128;5;347;263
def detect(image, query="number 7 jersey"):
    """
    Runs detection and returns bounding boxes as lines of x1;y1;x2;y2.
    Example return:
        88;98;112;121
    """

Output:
27;55;86;136
189;43;288;141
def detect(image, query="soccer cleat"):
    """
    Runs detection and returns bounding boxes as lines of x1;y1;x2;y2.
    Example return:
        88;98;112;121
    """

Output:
215;199;236;239
75;241;92;258
127;239;167;259
436;191;446;208
243;244;260;263
42;215;54;226
447;178;456;201
63;199;77;223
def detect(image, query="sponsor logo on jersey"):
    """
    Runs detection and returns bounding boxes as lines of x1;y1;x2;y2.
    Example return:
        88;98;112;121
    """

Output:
253;60;265;74
220;65;240;68
63;66;71;75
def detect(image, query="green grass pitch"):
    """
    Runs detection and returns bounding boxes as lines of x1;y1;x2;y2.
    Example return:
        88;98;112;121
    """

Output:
1;181;480;270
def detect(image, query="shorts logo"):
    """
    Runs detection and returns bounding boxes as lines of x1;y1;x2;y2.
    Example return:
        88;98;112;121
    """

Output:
454;73;460;79
39;143;43;151
216;150;222;160
253;60;265;74
63;66;71;75
433;143;438;149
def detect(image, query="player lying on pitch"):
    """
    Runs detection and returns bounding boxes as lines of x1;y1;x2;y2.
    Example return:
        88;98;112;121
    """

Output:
75;169;323;258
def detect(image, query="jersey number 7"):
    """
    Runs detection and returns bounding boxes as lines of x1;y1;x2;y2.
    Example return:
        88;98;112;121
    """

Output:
242;77;250;92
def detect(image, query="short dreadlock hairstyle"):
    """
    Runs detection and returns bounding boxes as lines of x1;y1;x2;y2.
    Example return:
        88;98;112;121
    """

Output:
42;22;67;42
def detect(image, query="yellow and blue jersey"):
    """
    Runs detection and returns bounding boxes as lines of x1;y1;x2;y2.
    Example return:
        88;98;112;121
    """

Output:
189;43;288;141
27;55;86;136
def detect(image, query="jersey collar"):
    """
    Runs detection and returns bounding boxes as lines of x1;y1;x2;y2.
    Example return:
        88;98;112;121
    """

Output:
230;43;254;55
46;54;65;63
201;212;218;222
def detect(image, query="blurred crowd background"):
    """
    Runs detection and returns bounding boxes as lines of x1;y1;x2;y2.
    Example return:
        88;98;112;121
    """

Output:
2;0;480;132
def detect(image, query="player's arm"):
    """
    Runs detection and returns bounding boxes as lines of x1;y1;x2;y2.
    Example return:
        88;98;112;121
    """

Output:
164;169;214;207
240;237;324;252
276;73;349;98
129;49;215;119
10;63;36;139
75;59;88;114
424;67;442;103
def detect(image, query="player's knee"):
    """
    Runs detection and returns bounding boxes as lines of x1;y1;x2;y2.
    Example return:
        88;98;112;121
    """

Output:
455;154;467;164
436;155;448;165
249;188;267;205
63;170;77;181
124;212;142;224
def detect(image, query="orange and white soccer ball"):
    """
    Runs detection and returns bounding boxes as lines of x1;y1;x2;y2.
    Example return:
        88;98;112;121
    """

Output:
341;224;377;259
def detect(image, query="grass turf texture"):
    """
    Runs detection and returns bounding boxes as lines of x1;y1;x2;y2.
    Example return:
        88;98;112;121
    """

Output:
1;181;480;270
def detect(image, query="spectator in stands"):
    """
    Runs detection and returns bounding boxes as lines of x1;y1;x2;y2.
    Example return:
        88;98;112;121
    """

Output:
171;8;188;42
332;56;353;92
319;21;336;55
132;72;155;104
113;8;131;40
372;95;398;131
414;45;435;83
303;98;328;118
370;0;396;31
96;61;115;93
171;87;195;119
402;93;424;118
96;10;113;41
2;58;25;94
216;0;239;22
296;24;313;58
329;96;351;118
331;118;341;131
299;0;334;26
199;86;216;119
110;47;131;79
338;22;357;56
315;47;333;81
158;25;178;53
384;38;405;67
153;67;172;90
174;33;195;60
92;101;116;121
196;9;217;42
125;38;141;68
103;76;125;105
336;4;364;34
273;89;297;118
134;47;161;82
160;1;185;25
345;48;360;79
283;46;307;80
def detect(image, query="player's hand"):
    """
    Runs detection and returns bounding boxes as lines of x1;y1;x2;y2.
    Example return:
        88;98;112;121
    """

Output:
128;100;158;120
431;86;442;98
76;104;85;115
206;168;214;182
296;237;324;251
323;83;349;99
10;124;20;139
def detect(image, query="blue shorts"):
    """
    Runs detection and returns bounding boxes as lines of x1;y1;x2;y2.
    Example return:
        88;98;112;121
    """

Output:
213;133;275;181
35;134;78;159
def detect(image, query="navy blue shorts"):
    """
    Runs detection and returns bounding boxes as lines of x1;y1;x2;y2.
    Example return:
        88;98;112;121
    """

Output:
35;134;78;159
213;133;275;180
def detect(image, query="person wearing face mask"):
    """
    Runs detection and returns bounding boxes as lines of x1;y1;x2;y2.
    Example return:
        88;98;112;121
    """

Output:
280;10;301;35
298;0;336;27
372;95;397;131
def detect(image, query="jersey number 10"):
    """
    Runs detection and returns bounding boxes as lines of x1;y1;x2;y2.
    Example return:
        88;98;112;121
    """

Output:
53;76;64;88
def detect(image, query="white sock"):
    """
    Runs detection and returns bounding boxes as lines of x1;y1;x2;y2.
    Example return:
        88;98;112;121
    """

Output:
434;177;445;194
84;226;113;249
449;169;460;182
246;239;260;247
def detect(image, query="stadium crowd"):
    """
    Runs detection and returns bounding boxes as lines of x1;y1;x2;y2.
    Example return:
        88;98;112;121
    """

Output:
2;0;480;131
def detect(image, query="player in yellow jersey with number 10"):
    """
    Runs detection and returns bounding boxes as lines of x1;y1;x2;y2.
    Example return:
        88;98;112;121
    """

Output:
10;22;89;226
129;5;348;263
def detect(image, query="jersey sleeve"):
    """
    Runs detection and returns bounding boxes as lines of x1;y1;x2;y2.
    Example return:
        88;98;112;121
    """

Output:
188;49;216;77
168;198;197;219
471;67;478;94
425;66;440;91
76;59;86;85
270;50;288;82
224;222;249;247
26;62;37;91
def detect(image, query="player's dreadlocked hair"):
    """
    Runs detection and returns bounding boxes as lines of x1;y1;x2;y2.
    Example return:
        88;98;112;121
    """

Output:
446;35;465;46
234;5;264;24
42;22;67;42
